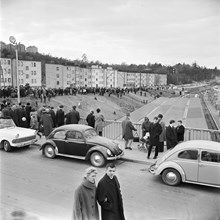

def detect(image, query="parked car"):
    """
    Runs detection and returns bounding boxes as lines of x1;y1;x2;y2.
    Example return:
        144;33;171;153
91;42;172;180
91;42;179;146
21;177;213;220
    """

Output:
40;124;124;167
149;140;220;188
0;118;37;152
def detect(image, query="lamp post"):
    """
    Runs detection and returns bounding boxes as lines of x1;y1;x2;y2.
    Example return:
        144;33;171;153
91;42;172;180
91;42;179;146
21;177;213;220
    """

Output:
9;36;20;104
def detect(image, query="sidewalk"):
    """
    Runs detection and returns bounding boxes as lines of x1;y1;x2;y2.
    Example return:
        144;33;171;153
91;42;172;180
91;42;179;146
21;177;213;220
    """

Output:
35;137;166;166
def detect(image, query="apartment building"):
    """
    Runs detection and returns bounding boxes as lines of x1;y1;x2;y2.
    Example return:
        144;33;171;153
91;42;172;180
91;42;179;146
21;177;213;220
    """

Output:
26;46;38;53
104;67;118;88
0;58;13;87
46;64;64;88
12;60;41;87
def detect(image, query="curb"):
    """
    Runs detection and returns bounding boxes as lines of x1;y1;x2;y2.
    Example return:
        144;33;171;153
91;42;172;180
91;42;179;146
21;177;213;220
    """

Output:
120;157;154;165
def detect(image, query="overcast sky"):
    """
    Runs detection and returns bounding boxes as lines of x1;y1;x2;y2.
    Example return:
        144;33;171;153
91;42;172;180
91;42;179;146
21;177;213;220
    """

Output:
1;0;219;68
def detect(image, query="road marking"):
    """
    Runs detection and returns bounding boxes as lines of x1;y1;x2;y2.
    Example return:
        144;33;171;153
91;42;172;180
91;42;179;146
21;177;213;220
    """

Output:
183;99;190;124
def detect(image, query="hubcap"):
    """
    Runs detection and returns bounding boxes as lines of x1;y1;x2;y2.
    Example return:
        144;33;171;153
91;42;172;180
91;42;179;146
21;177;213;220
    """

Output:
166;172;177;183
47;147;53;156
94;154;102;163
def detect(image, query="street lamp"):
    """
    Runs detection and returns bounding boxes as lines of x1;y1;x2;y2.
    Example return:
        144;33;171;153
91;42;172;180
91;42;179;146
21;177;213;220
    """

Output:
9;36;20;104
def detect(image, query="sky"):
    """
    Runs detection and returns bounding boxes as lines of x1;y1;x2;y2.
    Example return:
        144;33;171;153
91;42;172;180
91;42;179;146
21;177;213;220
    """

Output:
0;0;220;68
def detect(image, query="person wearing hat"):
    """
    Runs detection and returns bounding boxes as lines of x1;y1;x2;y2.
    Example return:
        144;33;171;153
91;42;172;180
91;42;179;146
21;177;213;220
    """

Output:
86;110;95;128
176;120;185;143
166;119;178;150
122;112;137;150
56;105;65;127
158;114;166;152
72;167;99;220
40;108;53;137
95;108;104;136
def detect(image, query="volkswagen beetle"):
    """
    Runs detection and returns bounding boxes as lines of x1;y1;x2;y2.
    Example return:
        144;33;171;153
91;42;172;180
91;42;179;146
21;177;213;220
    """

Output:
40;124;124;167
149;140;220;188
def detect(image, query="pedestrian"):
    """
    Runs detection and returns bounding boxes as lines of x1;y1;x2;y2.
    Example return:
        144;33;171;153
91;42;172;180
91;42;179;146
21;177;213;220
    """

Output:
72;167;99;220
95;108;104;136
40;108;53;137
86;110;95;128
96;163;125;220
147;116;162;159
49;106;56;128
141;116;151;138
30;108;41;138
56;105;65;127
70;106;81;124
19;105;29;128
166;120;178;150
176;120;185;143
158;114;166;152
122;113;137;150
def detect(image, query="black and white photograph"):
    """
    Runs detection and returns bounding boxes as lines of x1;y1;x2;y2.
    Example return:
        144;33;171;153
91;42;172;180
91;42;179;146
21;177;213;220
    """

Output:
0;0;220;219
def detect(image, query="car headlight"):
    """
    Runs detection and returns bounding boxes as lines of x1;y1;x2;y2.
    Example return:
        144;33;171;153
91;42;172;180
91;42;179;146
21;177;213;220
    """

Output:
15;134;19;139
107;149;113;156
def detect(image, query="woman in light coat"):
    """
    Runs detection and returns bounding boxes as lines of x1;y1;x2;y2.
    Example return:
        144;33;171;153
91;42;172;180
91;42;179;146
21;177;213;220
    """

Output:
72;167;99;220
95;108;105;136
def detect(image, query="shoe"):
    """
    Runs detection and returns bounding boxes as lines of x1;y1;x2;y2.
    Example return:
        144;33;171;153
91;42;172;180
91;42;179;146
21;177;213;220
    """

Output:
125;147;129;149
128;147;132;150
147;156;150;159
153;156;157;159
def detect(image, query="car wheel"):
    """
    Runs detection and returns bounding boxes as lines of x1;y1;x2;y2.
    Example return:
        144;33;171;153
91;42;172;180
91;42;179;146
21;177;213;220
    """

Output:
3;141;12;152
44;145;56;159
162;168;181;186
90;151;106;167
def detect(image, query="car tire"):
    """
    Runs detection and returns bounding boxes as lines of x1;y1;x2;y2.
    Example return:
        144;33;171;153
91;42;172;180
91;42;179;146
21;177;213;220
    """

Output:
162;168;181;186
90;151;106;167
44;145;56;159
3;141;12;152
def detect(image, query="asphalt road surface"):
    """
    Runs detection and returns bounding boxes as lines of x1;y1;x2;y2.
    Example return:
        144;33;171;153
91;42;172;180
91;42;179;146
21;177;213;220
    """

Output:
1;145;220;220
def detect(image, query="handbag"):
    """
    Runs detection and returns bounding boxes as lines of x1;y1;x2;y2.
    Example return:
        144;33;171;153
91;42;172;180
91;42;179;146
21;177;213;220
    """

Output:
133;132;140;142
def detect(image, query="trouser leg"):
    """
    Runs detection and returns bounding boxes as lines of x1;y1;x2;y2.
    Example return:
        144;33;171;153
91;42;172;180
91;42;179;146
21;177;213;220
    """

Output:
147;145;153;158
154;145;159;157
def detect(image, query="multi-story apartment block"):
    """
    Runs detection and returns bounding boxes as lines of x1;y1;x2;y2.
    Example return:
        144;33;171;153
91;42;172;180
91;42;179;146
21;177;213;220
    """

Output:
46;64;64;88
0;58;13;87
12;60;41;87
104;67;117;88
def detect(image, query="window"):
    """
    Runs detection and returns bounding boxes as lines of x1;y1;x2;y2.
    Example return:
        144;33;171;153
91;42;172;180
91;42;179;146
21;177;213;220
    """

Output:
34;71;36;75
66;131;83;140
8;69;11;74
34;79;37;83
56;74;59;78
53;130;66;139
26;66;29;70
31;71;33;75
31;79;34;84
26;74;29;79
21;79;24;84
34;62;36;67
8;60;10;65
56;67;59;71
8;78;11;83
178;150;198;160
57;81;59;85
85;78;87;81
201;151;220;163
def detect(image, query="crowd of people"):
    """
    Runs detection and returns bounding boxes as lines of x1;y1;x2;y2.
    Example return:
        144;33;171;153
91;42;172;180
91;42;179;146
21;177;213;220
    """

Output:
0;99;106;138
122;113;185;159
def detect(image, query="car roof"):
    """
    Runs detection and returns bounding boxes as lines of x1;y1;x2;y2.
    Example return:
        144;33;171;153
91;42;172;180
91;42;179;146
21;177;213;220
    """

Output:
54;124;93;132
174;140;220;151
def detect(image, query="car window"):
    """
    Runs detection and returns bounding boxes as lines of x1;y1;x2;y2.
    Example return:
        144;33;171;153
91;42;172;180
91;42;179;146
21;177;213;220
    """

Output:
201;151;220;163
66;131;83;140
84;129;97;138
178;150;198;160
53;130;66;139
0;118;16;129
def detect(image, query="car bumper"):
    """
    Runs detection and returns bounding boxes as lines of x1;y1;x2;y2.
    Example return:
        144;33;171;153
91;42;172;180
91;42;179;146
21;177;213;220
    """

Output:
107;151;124;160
149;164;156;175
12;139;37;148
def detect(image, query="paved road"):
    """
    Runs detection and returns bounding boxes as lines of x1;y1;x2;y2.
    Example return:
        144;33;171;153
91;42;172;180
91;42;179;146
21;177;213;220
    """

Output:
1;145;220;220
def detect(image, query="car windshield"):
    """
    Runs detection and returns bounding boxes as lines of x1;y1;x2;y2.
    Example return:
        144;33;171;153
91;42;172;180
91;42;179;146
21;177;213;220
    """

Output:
84;129;98;138
0;118;16;129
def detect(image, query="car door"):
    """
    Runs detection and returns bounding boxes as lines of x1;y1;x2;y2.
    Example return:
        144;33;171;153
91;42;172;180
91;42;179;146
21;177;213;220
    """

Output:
176;149;199;182
198;150;220;186
52;130;67;154
64;130;87;157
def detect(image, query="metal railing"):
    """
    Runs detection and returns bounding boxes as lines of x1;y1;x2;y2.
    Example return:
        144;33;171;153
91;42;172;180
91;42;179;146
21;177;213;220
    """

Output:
79;118;220;142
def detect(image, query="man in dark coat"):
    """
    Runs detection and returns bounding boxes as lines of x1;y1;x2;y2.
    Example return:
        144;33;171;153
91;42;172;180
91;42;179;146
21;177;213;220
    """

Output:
122;113;137;150
49;106;56;128
19;105;29;128
86;110;95;128
176;120;185;142
147;116;162;159
56;105;65;127
40;109;53;137
166;120;178;149
96;163;125;220
70;106;80;124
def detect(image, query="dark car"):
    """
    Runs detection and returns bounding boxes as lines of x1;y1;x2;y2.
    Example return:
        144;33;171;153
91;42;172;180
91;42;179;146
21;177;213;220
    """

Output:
40;124;124;167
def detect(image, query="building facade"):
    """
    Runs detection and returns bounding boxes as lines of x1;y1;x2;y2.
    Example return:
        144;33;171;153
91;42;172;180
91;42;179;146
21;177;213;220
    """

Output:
26;46;38;53
0;58;13;87
12;60;42;87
